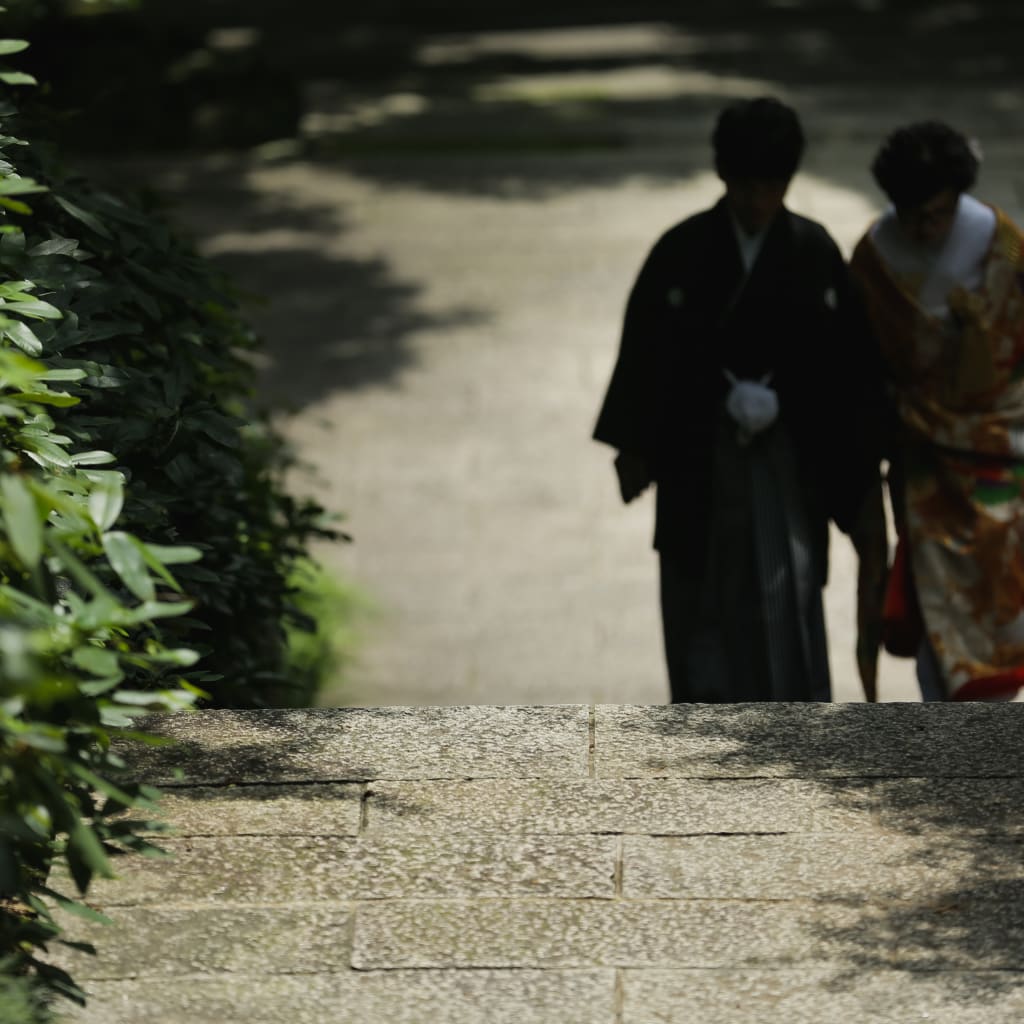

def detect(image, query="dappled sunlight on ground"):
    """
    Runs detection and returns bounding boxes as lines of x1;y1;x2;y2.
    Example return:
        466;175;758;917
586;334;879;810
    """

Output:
77;6;1024;708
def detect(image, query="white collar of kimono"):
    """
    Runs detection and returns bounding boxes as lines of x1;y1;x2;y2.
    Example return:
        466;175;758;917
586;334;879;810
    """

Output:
729;214;769;274
870;193;996;318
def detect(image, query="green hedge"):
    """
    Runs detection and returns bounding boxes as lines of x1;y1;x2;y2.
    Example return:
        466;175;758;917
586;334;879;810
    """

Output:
2;97;336;708
0;34;338;1017
0;334;196;1006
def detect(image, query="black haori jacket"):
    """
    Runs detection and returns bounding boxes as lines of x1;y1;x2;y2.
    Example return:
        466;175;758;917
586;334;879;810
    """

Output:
593;198;880;580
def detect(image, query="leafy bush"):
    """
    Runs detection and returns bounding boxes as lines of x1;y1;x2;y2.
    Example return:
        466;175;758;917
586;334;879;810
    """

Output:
0;28;339;1013
0;107;336;708
0;225;198;1013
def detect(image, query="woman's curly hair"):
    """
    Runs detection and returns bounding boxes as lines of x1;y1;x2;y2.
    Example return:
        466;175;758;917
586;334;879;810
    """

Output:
871;121;979;209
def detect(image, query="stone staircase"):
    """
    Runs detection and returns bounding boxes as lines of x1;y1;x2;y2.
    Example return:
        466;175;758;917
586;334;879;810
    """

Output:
53;703;1024;1022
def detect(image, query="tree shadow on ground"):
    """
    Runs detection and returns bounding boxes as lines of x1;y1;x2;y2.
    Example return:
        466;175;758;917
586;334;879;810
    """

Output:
28;1;1024;189
87;157;490;409
612;703;1024;1004
120;705;554;786
51;0;1024;405
214;246;486;410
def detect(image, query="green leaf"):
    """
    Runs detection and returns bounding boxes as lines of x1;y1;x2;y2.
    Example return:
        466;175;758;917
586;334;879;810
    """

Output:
25;476;92;532
71;321;142;345
0;813;47;843
0;583;58;624
29;238;79;257
37;887;112;926
70;450;115;466
102;531;154;601
99;705;138;728
108;689;166;706
79;676;124;697
0;176;44;196
144;648;200;667
9;389;78;407
0;281;36;297
2;317;42;354
88;472;124;531
19;434;73;469
131;540;181;592
116;598;194;624
163;453;196;489
54;195;113;239
71;645;121;678
39;367;87;382
0;298;62;320
67;821;114;892
0;473;42;568
67;762;136;807
16;730;66;753
0;41;30;57
190;409;241;448
0;196;31;214
144;543;203;565
0;71;36;86
48;538;113;602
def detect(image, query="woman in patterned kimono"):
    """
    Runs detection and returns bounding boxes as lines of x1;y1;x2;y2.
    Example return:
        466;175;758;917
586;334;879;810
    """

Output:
851;121;1024;701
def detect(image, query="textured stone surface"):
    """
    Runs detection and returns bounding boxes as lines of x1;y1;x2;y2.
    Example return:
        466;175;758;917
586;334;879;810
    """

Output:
366;776;1024;836
151;783;364;836
50;703;1024;1021
54;906;353;981
68;970;616;1024
622;970;1024;1023
811;778;1024;834
79;834;616;905
365;777;820;834
623;834;1024;901
351;898;867;969
594;704;1024;778
125;706;589;784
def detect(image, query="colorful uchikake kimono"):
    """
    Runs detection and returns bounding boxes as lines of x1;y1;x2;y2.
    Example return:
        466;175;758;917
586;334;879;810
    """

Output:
851;206;1024;700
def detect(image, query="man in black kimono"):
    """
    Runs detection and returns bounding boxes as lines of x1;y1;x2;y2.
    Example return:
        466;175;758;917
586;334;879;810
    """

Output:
594;97;881;703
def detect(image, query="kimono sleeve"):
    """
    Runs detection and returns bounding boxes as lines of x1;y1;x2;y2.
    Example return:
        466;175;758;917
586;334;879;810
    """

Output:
592;232;676;459
820;241;888;535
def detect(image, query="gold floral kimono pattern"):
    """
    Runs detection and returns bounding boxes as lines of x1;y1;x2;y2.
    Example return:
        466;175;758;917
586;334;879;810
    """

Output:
851;208;1024;699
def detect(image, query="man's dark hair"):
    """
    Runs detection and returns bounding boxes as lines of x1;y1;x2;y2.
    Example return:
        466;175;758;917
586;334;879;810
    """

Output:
871;121;979;209
712;97;805;181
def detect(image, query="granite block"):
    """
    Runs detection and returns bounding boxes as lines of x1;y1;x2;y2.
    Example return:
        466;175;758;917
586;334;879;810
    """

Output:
623;834;1024;901
75;834;616;906
352;898;867;969
622;969;1024;1023
51;905;353;981
64;969;616;1024
594;704;1024;779
123;706;589;784
150;783;364;836
365;778;819;835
